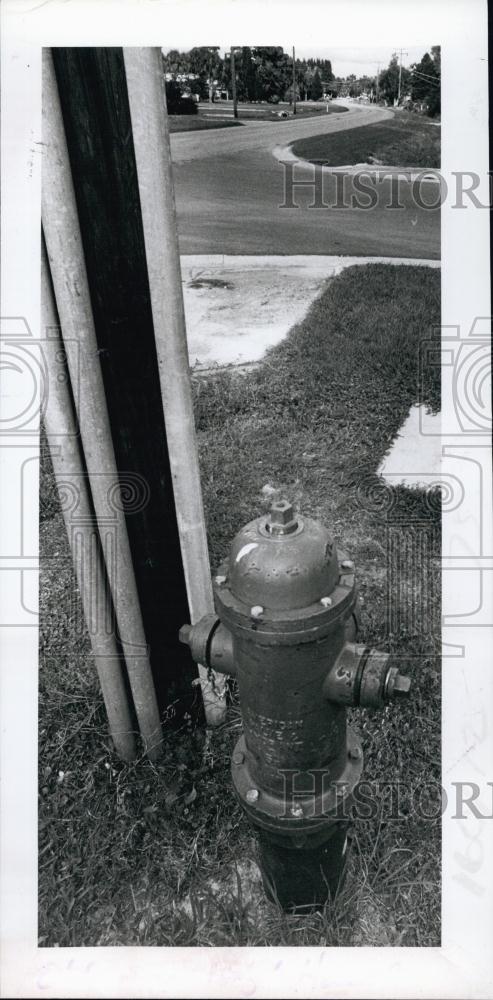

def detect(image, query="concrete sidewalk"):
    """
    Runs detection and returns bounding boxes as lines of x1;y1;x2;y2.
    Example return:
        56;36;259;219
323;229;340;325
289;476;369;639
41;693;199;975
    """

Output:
181;255;440;370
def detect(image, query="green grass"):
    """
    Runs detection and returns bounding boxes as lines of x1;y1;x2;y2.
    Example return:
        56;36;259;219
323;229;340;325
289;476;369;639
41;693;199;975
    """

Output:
291;112;441;168
232;103;347;122
39;263;441;947
169;103;347;132
168;115;244;133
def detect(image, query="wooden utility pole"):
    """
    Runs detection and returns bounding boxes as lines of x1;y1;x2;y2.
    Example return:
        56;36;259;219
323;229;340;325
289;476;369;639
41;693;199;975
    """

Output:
50;47;222;723
43;49;163;758
398;48;408;103
375;63;381;103
230;48;238;119
208;48;214;103
292;46;297;114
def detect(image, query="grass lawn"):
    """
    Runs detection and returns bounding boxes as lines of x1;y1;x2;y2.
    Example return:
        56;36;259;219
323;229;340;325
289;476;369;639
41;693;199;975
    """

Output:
168;115;244;133
291;112;441;168
169;103;347;132
233;103;347;122
39;263;441;947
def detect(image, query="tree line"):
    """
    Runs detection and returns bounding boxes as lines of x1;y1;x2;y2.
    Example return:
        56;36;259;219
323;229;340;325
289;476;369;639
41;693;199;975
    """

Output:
162;47;333;103
335;47;440;116
162;45;440;116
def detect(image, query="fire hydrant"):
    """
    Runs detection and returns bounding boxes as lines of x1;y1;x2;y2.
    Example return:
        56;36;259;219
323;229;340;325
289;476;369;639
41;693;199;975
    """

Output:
179;500;411;910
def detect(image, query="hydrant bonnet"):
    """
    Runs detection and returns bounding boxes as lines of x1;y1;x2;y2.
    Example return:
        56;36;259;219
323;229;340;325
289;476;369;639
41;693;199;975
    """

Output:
226;501;340;612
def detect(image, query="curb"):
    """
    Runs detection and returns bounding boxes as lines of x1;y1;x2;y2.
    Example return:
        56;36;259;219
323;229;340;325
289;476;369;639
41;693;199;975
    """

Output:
273;142;441;184
181;254;440;270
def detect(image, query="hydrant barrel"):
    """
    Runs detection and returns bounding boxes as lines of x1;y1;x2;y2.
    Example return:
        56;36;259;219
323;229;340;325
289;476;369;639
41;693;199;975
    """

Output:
232;635;348;797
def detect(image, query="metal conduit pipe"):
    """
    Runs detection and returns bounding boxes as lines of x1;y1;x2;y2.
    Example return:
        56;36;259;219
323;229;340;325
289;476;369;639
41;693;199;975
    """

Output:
123;47;226;726
42;247;136;761
42;49;162;760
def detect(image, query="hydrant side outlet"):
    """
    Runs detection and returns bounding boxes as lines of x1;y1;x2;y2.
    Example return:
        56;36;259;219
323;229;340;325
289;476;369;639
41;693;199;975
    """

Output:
179;500;412;911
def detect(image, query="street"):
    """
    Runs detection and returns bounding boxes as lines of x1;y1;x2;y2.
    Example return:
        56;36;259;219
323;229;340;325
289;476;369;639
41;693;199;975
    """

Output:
170;103;440;258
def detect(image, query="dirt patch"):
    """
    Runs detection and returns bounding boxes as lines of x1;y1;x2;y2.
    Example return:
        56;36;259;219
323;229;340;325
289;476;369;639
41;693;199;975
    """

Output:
189;277;235;291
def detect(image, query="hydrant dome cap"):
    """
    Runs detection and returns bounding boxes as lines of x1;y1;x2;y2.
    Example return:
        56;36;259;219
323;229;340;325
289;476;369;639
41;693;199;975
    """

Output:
227;509;340;611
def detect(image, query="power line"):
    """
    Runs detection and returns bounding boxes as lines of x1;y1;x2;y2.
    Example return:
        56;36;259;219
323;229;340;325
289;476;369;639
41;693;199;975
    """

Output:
409;68;440;84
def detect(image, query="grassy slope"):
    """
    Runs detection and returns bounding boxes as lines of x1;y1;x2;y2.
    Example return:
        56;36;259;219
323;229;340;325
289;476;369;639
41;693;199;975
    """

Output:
291;113;441;168
169;104;346;132
168;116;245;133
232;104;347;121
39;264;441;947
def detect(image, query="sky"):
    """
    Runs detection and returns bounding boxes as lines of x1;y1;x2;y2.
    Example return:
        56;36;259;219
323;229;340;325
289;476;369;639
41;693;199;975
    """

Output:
293;45;434;78
162;45;436;79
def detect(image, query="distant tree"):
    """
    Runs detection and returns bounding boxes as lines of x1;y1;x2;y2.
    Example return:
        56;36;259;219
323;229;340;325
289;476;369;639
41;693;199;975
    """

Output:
252;46;291;102
220;47;256;101
236;47;257;101
359;75;376;95
309;69;323;100
285;82;301;103
379;52;411;104
411;49;440;116
188;46;221;98
163;49;189;77
431;45;441;74
162;45;338;105
220;56;231;95
298;65;307;101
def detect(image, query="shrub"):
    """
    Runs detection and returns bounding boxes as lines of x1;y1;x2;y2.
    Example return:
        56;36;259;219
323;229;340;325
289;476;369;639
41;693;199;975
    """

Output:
165;80;199;116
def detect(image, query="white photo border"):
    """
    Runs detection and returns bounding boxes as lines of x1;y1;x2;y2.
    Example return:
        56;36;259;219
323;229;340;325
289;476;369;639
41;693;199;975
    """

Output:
0;0;491;997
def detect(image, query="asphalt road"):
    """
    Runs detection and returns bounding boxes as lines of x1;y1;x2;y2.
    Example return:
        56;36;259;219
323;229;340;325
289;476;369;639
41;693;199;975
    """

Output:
170;103;440;259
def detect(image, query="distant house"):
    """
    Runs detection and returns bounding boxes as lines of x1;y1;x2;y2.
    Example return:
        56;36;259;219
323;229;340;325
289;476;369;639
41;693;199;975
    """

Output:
164;71;200;86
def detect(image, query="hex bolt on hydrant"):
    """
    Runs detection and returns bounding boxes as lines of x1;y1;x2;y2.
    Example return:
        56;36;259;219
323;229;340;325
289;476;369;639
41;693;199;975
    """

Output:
179;500;411;911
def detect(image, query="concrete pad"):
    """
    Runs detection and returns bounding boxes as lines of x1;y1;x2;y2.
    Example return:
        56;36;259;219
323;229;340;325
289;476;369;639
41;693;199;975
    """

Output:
181;255;440;370
378;404;441;489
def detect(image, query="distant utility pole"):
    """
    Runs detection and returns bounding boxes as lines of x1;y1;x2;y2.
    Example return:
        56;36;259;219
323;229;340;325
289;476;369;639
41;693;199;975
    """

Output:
230;47;238;119
375;63;381;103
398;48;408;103
292;45;297;114
208;48;213;103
